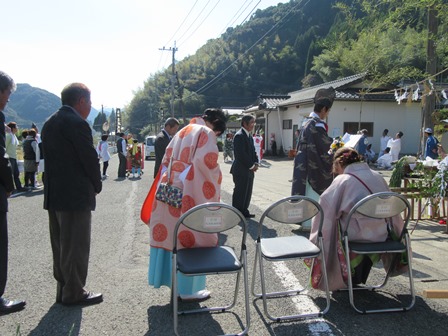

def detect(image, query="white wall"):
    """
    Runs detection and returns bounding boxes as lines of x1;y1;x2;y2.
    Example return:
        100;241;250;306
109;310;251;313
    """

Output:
327;101;421;155
265;100;422;156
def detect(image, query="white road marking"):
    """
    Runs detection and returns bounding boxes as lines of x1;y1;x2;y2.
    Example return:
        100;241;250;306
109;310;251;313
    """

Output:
272;261;334;335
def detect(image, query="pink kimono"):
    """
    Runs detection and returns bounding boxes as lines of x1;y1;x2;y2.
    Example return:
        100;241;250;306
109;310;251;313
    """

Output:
308;162;406;291
147;118;221;250
141;118;222;293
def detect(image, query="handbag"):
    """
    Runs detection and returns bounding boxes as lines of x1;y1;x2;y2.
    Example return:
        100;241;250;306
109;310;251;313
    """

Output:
155;155;183;208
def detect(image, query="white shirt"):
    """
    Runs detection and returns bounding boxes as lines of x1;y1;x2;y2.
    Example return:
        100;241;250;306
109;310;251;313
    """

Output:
380;135;391;151
387;138;401;161
97;140;111;161
377;153;393;168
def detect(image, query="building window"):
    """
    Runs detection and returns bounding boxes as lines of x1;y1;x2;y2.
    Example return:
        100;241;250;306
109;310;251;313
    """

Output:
343;122;373;136
283;119;292;129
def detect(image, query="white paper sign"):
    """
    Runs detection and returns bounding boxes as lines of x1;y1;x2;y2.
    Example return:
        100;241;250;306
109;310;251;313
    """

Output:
203;216;223;229
375;204;391;216
287;208;303;220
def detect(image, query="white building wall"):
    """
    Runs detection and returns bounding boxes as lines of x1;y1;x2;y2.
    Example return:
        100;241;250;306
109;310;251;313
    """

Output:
327;101;421;155
266;100;422;156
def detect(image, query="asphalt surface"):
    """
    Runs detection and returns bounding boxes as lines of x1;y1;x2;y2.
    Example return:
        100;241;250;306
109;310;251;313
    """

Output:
1;154;448;335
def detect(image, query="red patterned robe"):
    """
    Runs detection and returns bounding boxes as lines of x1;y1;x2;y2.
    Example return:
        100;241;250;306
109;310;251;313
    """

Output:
142;117;222;251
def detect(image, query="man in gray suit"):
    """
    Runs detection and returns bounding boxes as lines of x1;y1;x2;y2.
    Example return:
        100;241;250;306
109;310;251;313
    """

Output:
42;83;103;306
153;117;179;178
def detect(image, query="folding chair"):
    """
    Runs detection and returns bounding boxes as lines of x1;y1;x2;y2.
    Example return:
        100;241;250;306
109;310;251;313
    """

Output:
251;195;330;322
172;202;250;336
343;191;415;314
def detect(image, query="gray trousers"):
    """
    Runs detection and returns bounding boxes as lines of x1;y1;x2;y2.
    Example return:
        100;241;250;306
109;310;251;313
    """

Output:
48;210;91;303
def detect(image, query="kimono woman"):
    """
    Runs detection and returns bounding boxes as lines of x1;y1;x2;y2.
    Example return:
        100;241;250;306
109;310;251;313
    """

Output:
308;147;407;291
141;108;227;302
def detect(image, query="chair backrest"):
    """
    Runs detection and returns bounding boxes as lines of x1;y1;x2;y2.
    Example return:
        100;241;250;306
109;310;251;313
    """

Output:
345;191;411;238
258;195;324;237
173;202;247;247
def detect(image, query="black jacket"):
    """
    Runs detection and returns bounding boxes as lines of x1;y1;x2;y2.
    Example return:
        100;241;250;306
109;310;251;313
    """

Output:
42;106;102;211
230;128;258;177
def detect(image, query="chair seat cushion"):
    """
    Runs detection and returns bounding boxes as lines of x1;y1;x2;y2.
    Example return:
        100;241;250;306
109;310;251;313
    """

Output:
177;246;242;274
260;236;320;259
349;240;406;254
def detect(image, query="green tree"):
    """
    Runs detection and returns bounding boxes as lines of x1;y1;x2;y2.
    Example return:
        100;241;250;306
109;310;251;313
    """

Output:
93;112;107;133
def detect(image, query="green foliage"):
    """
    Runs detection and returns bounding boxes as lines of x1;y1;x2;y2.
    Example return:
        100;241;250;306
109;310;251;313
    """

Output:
126;0;448;137
93;112;107;132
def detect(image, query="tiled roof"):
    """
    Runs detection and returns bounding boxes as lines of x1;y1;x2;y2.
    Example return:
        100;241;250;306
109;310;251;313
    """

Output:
244;94;290;113
243;73;411;112
279;73;367;107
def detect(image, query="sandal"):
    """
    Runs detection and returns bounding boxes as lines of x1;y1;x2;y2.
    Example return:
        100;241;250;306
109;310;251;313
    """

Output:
178;290;211;303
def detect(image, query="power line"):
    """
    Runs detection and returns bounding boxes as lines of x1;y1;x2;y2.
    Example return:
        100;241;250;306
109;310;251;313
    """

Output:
190;0;307;97
178;0;221;49
176;0;213;45
163;0;200;48
219;0;253;35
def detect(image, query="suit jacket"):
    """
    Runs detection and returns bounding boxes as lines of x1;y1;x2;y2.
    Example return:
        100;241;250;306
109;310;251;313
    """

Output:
230;128;258;177
154;129;170;177
0;111;13;212
42;106;102;211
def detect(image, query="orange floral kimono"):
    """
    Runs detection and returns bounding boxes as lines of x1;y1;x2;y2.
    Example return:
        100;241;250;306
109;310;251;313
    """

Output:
141;118;222;293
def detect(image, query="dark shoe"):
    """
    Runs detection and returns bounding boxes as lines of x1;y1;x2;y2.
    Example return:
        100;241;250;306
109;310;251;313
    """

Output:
62;292;103;306
245;213;255;218
0;297;26;314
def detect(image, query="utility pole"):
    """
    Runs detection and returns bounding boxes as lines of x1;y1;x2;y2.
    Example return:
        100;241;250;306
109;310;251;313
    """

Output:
176;71;187;124
420;5;438;157
159;42;178;117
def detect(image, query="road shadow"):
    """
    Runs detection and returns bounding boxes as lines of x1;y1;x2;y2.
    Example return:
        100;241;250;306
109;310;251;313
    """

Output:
146;302;226;335
28;304;82;336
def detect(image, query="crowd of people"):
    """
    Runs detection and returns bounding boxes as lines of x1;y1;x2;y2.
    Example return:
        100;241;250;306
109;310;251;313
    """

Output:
0;69;416;316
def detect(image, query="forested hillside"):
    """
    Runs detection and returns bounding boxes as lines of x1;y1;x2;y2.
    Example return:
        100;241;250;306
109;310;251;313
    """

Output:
127;0;448;137
4;84;61;130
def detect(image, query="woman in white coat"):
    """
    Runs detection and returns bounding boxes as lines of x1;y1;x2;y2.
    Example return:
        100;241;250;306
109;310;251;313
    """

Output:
96;134;111;178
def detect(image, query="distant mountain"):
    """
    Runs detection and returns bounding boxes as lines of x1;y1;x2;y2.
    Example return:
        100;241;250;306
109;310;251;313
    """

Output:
5;83;98;130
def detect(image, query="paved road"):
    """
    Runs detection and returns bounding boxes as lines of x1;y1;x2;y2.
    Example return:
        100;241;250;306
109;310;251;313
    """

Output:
1;154;448;335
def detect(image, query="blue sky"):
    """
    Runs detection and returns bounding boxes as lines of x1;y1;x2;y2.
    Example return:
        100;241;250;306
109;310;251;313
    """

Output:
3;0;287;109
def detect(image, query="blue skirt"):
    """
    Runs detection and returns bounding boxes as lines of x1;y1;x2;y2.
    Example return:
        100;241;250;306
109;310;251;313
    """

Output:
148;247;206;295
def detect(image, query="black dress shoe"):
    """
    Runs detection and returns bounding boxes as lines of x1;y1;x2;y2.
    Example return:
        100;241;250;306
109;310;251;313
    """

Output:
245;213;255;218
62;292;103;306
0;297;26;314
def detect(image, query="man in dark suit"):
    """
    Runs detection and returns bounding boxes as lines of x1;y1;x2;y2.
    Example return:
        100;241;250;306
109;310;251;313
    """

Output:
116;132;127;178
42;83;103;306
230;115;259;218
0;71;26;314
153;117;179;178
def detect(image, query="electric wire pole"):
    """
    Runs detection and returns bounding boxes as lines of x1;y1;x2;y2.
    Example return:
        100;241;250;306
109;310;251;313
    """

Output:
159;42;178;117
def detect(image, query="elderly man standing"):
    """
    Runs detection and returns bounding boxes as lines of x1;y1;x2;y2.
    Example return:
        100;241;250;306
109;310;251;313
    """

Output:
42;83;103;306
0;71;26;314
